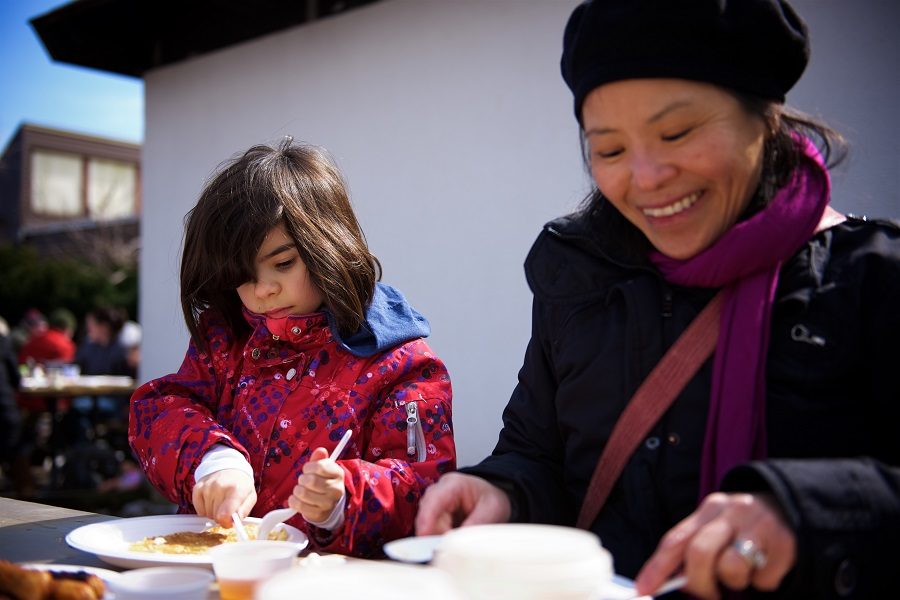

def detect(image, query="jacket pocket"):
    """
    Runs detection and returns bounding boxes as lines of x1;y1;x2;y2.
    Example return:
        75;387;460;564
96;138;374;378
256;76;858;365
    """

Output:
404;401;427;463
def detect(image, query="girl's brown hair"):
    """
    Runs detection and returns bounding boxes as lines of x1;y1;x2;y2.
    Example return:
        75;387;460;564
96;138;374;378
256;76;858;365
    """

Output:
180;138;381;350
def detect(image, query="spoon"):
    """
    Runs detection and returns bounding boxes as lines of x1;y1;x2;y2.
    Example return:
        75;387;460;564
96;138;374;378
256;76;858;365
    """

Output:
231;512;250;541
255;429;353;540
629;575;687;599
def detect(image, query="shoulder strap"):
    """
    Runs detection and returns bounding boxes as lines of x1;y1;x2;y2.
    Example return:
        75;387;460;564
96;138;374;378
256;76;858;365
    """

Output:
576;289;725;530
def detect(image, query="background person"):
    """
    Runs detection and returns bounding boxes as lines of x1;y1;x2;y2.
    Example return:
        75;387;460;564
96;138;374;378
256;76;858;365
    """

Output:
0;317;23;493
10;309;48;363
75;307;132;378
416;1;899;597
129;139;456;557
18;308;77;368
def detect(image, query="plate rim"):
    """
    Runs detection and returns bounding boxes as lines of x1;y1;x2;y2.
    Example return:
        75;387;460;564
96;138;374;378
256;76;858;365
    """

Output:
383;534;443;563
65;514;308;568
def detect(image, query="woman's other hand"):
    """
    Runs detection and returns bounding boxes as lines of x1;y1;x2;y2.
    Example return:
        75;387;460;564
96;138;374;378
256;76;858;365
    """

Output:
415;472;512;535
289;447;346;523
192;468;257;527
635;492;796;599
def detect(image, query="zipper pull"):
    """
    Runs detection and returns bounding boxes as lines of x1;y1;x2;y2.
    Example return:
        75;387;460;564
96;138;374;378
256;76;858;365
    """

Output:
406;402;418;457
791;324;826;347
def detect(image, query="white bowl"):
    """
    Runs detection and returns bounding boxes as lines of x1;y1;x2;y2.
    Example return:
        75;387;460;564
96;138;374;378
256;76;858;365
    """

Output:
433;524;613;600
107;567;213;600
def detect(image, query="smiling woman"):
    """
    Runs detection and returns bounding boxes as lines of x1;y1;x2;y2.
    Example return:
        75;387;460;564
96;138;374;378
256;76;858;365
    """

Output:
414;1;900;598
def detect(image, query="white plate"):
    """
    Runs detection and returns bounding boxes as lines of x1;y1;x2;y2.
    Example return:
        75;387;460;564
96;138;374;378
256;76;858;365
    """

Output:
19;563;120;599
383;535;443;563
65;515;308;569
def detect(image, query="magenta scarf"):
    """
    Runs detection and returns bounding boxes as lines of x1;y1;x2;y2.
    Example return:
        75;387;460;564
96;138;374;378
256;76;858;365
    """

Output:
649;137;831;498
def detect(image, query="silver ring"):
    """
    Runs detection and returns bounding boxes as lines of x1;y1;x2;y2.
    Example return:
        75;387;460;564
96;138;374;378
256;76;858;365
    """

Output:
733;538;768;570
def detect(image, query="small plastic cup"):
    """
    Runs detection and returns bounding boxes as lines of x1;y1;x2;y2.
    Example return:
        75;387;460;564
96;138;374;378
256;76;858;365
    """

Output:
108;567;214;600
209;540;299;600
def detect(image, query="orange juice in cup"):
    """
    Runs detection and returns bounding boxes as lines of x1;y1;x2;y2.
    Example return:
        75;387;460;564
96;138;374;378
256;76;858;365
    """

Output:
210;540;298;600
218;578;257;600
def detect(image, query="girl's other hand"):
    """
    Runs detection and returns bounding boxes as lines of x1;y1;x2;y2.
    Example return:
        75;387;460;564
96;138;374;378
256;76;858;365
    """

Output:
289;447;346;523
192;468;257;528
634;492;796;600
415;472;512;536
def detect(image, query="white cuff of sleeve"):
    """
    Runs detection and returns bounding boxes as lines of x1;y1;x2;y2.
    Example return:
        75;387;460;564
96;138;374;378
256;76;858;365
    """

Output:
304;491;346;531
194;444;254;483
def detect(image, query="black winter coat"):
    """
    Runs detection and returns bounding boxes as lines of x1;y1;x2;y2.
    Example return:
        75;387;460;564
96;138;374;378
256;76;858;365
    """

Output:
462;201;900;598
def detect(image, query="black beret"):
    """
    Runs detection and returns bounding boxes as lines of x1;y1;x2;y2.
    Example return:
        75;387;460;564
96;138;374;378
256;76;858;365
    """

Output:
561;0;810;121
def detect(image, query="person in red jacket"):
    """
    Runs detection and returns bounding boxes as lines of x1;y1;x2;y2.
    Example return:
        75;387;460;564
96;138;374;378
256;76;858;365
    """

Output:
18;308;76;367
129;138;455;557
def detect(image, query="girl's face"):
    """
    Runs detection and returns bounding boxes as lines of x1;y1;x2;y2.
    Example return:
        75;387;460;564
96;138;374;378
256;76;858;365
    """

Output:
582;78;767;259
236;223;324;317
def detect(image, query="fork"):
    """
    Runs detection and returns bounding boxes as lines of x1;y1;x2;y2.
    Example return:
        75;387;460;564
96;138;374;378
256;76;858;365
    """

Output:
255;429;353;540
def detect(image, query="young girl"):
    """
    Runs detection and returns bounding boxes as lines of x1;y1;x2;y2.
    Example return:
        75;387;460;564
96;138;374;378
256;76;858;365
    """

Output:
129;138;455;557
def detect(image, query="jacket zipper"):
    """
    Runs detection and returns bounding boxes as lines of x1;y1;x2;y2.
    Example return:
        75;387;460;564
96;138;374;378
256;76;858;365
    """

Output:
661;287;673;318
405;402;427;462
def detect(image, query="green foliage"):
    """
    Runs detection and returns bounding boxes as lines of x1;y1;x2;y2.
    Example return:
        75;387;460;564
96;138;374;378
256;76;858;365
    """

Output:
0;244;138;326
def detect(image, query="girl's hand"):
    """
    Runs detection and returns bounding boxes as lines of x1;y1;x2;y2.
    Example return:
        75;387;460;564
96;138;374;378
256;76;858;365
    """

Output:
192;468;257;528
634;492;796;600
415;472;512;535
289;447;346;523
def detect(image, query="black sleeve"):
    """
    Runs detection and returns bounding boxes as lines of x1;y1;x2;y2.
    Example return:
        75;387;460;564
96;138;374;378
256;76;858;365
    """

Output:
723;458;900;598
460;298;575;525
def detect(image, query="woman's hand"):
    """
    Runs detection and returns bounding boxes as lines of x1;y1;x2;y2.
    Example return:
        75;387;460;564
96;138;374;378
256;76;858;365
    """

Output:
635;492;796;600
289;447;346;523
192;468;257;527
415;472;512;535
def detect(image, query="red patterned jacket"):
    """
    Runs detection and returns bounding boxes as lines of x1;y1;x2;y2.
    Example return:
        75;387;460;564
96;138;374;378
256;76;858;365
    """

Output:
129;293;454;557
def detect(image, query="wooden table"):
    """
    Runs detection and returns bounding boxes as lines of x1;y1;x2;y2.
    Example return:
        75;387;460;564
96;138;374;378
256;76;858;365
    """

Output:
0;496;119;568
19;375;136;398
0;497;367;600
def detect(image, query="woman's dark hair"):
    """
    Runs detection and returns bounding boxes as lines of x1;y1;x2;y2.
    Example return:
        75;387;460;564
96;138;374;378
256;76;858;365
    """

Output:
734;95;846;217
180;138;381;351
578;91;848;222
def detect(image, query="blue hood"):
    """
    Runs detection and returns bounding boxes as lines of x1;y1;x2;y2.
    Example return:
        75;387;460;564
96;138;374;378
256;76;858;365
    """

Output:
327;282;430;357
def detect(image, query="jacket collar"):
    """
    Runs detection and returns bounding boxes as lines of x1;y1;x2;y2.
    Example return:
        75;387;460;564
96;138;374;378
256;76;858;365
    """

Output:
546;198;654;272
241;308;332;366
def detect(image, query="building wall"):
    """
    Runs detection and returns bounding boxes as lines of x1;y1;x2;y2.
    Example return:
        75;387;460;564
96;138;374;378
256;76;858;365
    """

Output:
0;124;141;250
140;0;899;467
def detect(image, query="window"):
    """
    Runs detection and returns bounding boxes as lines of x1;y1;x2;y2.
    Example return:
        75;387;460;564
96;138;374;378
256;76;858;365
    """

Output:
30;150;138;220
30;150;83;216
88;158;137;220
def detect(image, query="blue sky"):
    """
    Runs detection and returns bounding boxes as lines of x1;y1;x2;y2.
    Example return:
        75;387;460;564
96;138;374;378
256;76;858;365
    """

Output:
0;0;143;153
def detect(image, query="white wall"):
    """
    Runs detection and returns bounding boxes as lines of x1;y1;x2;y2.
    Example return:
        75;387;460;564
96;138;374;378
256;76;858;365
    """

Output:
140;0;898;468
788;0;899;219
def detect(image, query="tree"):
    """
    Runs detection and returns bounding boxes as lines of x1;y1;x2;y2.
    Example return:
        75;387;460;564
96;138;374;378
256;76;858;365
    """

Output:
0;244;138;328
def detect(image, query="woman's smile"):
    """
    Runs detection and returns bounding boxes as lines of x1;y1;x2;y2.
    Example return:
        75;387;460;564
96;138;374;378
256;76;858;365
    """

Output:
640;190;702;219
582;78;767;259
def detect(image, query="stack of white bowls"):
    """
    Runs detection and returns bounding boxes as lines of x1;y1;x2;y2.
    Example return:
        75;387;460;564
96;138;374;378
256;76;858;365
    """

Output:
433;523;613;600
